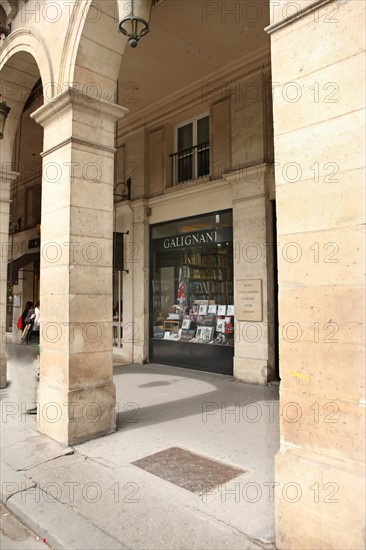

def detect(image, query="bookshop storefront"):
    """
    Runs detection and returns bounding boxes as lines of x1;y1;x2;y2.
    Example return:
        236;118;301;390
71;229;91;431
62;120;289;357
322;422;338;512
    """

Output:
150;210;234;374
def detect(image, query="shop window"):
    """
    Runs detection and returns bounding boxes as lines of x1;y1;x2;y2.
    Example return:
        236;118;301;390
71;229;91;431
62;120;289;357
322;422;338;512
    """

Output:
113;233;124;348
170;115;210;185
113;273;123;348
150;211;234;373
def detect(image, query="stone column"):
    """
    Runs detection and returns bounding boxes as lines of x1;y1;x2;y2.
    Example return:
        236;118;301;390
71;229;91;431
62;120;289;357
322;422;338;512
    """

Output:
114;202;134;363
0;169;19;388
31;88;127;445
267;1;365;547
227;163;275;384
130;200;149;363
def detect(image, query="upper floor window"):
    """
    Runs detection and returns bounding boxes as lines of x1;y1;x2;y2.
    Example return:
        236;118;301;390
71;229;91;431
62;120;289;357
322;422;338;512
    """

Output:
171;114;210;185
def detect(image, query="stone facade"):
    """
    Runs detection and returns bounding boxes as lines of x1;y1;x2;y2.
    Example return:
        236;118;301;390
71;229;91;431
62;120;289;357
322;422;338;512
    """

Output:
114;49;276;382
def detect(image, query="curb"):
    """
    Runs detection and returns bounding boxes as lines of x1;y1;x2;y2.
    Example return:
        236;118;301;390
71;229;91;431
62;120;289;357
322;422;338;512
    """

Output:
1;462;128;550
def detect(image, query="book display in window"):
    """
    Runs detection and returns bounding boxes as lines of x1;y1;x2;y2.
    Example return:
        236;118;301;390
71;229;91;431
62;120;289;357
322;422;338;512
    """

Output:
150;211;234;373
152;244;234;345
181;261;233;312
156;308;234;346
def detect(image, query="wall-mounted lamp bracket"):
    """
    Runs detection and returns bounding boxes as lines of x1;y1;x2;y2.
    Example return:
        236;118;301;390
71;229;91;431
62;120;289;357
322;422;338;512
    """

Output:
114;177;131;201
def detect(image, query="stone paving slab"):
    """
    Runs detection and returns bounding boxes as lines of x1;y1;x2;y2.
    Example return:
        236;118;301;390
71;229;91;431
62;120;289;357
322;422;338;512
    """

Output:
0;417;39;449
0;462;36;503
1;435;73;471
24;453;271;549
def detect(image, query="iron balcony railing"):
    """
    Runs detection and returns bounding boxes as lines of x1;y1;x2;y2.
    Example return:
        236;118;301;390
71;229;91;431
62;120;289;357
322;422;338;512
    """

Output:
170;142;210;185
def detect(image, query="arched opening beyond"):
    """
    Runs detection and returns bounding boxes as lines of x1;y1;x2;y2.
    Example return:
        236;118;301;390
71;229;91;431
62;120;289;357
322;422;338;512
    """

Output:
1;55;44;336
0;38;51;161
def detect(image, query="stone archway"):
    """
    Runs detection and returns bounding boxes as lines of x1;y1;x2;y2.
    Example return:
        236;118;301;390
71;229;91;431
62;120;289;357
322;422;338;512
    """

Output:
1;2;129;443
0;42;50;388
0;30;54;155
60;0;126;101
27;0;129;445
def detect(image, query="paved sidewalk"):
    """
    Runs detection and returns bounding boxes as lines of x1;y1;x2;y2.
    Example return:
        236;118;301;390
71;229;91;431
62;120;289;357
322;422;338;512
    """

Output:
1;344;279;549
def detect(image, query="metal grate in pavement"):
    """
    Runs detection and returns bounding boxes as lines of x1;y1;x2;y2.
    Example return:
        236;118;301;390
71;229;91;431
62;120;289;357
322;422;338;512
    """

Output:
132;446;246;495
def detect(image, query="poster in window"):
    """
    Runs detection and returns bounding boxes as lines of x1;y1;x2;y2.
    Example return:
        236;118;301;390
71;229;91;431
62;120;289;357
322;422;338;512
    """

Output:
216;318;226;333
182;318;191;329
203;326;214;342
217;305;226;316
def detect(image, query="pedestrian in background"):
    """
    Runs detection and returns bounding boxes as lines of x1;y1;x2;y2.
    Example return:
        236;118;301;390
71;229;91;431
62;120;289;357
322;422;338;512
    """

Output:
17;301;33;331
21;301;33;328
29;301;40;344
21;301;39;344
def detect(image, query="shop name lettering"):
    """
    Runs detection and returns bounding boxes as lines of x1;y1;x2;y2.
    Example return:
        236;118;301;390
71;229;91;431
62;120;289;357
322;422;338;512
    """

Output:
163;231;218;249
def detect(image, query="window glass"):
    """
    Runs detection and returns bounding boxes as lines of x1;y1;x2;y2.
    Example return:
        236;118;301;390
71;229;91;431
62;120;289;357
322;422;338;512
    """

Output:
197;116;209;145
178;123;193;151
151;211;234;346
174;116;209;184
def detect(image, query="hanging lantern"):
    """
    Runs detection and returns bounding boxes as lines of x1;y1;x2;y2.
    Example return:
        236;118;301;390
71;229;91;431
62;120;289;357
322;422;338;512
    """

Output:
117;0;153;48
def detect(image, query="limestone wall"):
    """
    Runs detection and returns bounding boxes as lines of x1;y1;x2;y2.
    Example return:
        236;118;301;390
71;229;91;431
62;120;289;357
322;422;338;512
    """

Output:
268;0;365;547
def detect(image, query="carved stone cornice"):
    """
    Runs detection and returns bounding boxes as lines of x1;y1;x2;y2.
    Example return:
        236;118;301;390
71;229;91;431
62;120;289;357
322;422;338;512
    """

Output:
32;87;128;128
265;0;334;35
0;168;19;184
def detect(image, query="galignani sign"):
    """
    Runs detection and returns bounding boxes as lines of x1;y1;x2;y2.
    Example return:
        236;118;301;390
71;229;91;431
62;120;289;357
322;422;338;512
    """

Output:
154;228;233;251
164;231;216;249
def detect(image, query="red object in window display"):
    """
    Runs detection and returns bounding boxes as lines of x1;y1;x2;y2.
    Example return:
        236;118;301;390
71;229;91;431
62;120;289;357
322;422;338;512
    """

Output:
224;323;233;334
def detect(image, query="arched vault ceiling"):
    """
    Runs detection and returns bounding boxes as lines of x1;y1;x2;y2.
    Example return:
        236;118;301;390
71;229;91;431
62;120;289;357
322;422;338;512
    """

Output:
119;0;270;114
0;51;41;160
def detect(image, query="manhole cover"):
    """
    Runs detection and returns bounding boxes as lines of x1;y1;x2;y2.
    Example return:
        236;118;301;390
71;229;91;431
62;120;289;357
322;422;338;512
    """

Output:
132;447;246;495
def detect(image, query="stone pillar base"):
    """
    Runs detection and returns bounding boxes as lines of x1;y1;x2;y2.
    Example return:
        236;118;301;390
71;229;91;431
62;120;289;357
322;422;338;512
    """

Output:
37;382;116;446
275;449;365;549
234;357;274;384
